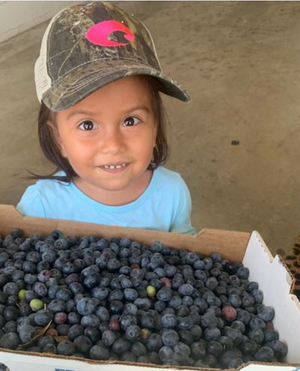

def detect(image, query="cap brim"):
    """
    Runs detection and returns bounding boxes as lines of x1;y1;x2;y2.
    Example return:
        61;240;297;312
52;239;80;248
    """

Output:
42;60;191;111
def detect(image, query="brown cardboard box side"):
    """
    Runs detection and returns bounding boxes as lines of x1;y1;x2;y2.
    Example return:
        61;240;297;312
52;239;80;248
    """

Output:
0;205;251;261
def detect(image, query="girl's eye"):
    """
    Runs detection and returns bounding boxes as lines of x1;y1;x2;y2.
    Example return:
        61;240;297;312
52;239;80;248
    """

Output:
123;116;140;127
78;120;97;131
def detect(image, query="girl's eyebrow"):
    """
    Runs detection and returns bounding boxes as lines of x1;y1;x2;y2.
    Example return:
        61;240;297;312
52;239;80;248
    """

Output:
66;105;150;120
66;110;95;120
126;105;150;113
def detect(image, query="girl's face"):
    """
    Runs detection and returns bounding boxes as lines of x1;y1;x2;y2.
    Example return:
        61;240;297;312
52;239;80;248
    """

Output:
54;76;157;205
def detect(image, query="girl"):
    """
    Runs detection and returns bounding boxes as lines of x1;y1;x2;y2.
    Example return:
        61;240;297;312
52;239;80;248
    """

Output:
17;1;196;235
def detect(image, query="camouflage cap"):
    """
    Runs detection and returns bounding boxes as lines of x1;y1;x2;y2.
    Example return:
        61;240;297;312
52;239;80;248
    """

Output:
35;1;190;112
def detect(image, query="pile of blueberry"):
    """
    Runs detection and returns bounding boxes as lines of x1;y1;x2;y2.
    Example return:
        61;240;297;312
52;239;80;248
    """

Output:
0;229;288;369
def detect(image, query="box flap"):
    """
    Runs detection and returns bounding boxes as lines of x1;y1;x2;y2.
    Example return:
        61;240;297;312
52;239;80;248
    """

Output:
243;232;300;363
0;205;250;261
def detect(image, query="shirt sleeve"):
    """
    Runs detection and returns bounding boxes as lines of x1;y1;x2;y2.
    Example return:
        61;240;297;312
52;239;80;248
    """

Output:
170;177;197;235
16;184;46;218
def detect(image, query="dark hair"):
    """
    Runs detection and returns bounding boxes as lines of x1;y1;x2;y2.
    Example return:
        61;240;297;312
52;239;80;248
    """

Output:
32;76;169;182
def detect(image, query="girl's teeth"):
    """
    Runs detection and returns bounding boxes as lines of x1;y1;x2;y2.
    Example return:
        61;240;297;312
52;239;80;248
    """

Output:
104;164;126;169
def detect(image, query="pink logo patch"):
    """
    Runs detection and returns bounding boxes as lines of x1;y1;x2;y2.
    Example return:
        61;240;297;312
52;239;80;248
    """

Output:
86;20;135;47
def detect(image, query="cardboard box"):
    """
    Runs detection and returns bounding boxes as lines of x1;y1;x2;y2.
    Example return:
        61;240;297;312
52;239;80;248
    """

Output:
0;205;300;371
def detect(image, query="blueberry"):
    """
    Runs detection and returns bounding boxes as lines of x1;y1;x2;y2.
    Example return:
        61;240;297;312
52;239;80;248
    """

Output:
134;298;151;310
176;305;189;317
181;265;194;278
76;297;96;315
68;324;84;341
74;335;93;354
3;321;17;333
266;340;288;359
18;325;37;343
162;329;179;346
0;332;20;349
223;327;243;346
249;317;267;330
205;277;219;290
161;313;177;329
246;281;259;293
168;296;182;309
120;351;137;362
240;340;258;355
228;293;242;308
224;262;238;275
89;344;110;360
165;265;177;277
177;316;194;330
220;349;243;367
84;326;101;343
112;338;131;354
83;273;101;289
56;288;72;301
178;329;193;345
201;313;218;328
204;327;221;341
126;325;141;342
102;329;117;346
173;342;191;364
48;299;66;313
4;306;19;321
153;300;165;312
81;314;100;327
120;314;137;330
146;333;163;352
57;340;76;356
252;289;264;303
124;288;138;301
184;252;199;265
258;306;275;322
231;320;245;334
33;282;47;297
171;273;184;289
3;282;19;296
158;345;174;363
248;328;265;344
207;340;223;357
218;336;233;350
34;309;53;326
131;341;147;357
37;335;55;350
95;306;110;321
178;283;194;296
227;358;244;368
264;329;279;343
236;266;249;279
254;346;274;362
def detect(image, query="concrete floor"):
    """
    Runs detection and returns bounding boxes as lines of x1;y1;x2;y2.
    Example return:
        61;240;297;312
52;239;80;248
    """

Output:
1;1;300;256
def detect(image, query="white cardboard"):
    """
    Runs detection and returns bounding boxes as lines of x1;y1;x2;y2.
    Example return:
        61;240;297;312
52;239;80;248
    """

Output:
243;232;300;364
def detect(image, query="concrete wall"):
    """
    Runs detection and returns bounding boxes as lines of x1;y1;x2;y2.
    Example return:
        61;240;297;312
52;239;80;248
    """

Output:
0;1;77;43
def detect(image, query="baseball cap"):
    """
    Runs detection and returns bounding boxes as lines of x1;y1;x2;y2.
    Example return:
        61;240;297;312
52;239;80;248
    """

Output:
35;1;191;112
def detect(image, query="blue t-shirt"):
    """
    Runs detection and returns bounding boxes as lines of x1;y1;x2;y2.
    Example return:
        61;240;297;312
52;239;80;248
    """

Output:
17;166;196;235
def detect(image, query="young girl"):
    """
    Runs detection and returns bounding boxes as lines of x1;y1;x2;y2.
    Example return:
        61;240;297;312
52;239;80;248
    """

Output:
17;1;196;235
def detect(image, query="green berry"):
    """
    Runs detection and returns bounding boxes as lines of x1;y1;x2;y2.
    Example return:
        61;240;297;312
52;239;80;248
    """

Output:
147;285;156;298
30;299;44;312
18;289;26;301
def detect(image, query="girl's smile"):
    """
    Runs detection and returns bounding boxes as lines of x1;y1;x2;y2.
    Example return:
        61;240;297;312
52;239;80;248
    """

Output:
54;76;157;206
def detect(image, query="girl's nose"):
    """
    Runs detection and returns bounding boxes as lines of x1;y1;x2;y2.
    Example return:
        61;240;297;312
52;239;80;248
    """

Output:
100;127;126;155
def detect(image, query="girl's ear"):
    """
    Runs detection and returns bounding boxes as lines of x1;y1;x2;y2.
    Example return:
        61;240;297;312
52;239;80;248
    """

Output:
47;120;67;158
